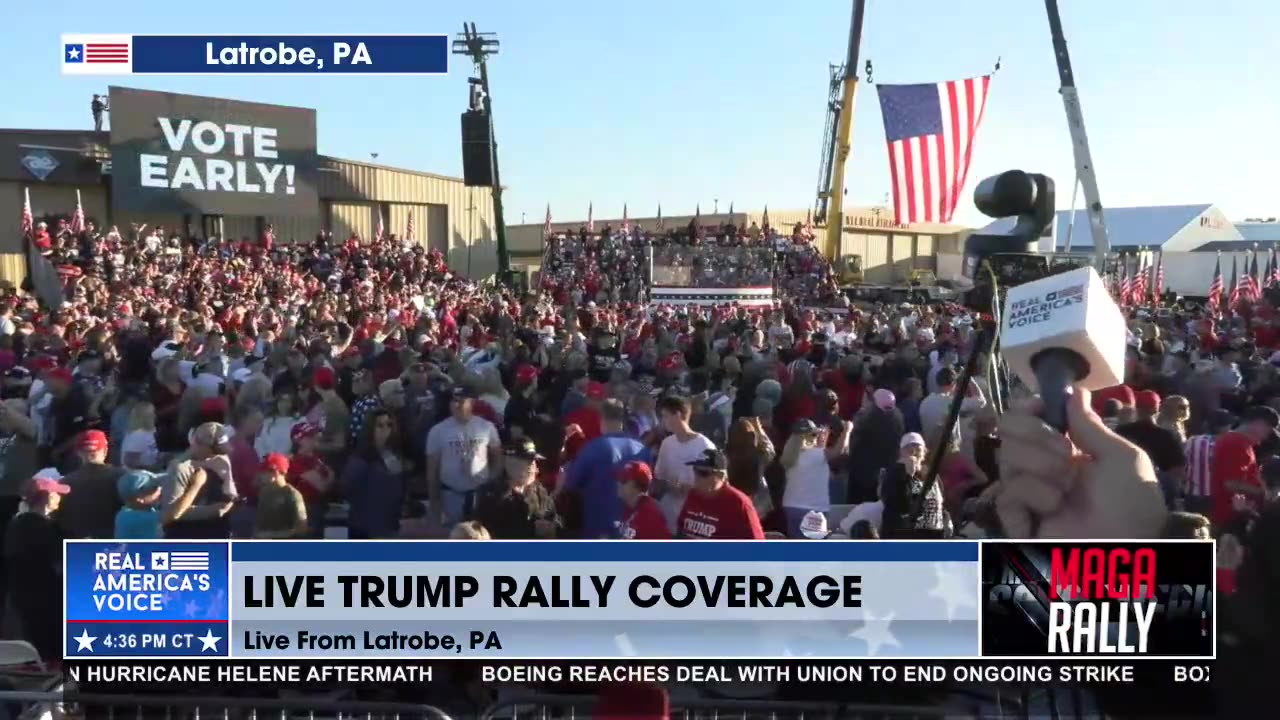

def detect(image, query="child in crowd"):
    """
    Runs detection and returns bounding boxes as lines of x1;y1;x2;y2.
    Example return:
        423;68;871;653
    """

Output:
115;470;164;539
121;402;161;470
254;453;308;539
616;461;669;539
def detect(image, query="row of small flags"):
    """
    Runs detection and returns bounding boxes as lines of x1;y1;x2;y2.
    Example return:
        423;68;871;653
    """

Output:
26;184;416;244
1115;249;1279;314
544;203;676;236
540;203;801;239
20;187;85;239
1206;248;1277;314
1113;253;1165;307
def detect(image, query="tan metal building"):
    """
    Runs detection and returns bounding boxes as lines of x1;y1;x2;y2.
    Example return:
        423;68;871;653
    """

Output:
0;129;497;287
506;206;967;285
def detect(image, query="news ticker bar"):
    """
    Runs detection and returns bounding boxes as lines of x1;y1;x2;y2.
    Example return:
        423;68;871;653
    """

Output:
64;540;1216;660
65;659;1216;688
62;34;448;75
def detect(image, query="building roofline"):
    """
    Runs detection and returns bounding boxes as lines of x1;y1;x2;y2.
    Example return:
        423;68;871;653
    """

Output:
0;128;108;137
318;155;469;184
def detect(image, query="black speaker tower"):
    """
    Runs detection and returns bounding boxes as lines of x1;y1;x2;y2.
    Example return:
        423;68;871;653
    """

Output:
460;110;494;187
453;23;509;277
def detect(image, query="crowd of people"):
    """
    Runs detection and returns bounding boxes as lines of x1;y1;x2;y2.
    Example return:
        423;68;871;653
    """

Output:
0;213;1276;715
539;219;844;306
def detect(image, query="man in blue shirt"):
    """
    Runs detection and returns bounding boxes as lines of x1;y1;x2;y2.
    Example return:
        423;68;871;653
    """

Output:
563;399;650;538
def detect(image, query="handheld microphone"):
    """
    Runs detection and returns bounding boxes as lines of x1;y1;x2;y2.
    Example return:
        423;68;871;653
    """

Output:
1000;266;1126;432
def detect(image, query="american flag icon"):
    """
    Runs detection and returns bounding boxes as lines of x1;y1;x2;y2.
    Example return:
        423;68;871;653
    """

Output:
151;551;210;572
62;34;133;75
65;42;128;64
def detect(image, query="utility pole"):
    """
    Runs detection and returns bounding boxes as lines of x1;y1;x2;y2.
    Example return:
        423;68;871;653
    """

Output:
452;24;510;280
1045;0;1109;272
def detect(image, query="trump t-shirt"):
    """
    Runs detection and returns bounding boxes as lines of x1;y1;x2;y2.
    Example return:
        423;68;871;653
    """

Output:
677;483;764;540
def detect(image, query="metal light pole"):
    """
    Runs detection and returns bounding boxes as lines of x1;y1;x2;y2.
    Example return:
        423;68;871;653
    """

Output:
452;24;509;280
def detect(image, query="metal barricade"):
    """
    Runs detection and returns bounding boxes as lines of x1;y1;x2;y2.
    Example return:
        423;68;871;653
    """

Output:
0;691;455;720
480;695;968;720
480;689;1109;720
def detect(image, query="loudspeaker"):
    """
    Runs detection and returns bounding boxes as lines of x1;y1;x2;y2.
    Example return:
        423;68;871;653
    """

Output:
461;111;494;187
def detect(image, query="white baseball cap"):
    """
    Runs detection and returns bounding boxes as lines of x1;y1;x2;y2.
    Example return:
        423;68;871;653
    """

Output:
900;432;926;449
799;511;830;539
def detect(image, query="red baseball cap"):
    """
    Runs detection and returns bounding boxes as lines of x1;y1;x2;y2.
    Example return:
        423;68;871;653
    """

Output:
586;381;608;401
25;476;71;501
200;397;228;418
514;364;539;385
77;430;109;453
313;366;336;390
1092;384;1135;412
1134;390;1161;414
260;453;290;475
617;461;653;490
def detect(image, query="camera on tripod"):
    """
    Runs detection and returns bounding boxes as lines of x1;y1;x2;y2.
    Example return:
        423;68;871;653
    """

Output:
959;170;1056;313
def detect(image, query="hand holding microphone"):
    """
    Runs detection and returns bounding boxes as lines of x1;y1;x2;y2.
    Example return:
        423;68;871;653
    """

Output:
996;389;1165;539
996;266;1167;538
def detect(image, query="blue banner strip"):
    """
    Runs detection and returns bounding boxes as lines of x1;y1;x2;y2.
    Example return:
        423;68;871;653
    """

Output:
231;541;978;563
132;35;448;75
65;621;229;658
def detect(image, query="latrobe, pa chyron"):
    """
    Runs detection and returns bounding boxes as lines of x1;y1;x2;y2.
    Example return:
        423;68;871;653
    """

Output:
243;628;502;653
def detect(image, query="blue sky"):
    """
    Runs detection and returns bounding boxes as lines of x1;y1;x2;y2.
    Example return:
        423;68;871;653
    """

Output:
4;0;1278;227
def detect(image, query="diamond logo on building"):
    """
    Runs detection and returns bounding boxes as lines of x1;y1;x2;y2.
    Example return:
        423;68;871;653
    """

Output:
21;150;59;180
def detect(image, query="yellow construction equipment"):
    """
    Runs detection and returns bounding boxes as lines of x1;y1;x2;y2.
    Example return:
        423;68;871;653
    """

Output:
814;0;867;263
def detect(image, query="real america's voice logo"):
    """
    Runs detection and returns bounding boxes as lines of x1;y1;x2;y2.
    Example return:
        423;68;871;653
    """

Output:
981;542;1214;657
92;549;213;611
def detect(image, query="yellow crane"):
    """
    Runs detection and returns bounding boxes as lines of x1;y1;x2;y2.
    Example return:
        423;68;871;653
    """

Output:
814;0;868;269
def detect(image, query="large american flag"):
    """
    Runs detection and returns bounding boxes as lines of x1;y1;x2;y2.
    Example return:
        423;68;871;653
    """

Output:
1117;262;1131;306
405;210;414;241
1266;247;1277;289
21;187;32;238
1207;253;1224;314
876;75;992;225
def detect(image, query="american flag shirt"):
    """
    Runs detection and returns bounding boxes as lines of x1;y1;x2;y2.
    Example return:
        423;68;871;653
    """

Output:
1184;433;1215;499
